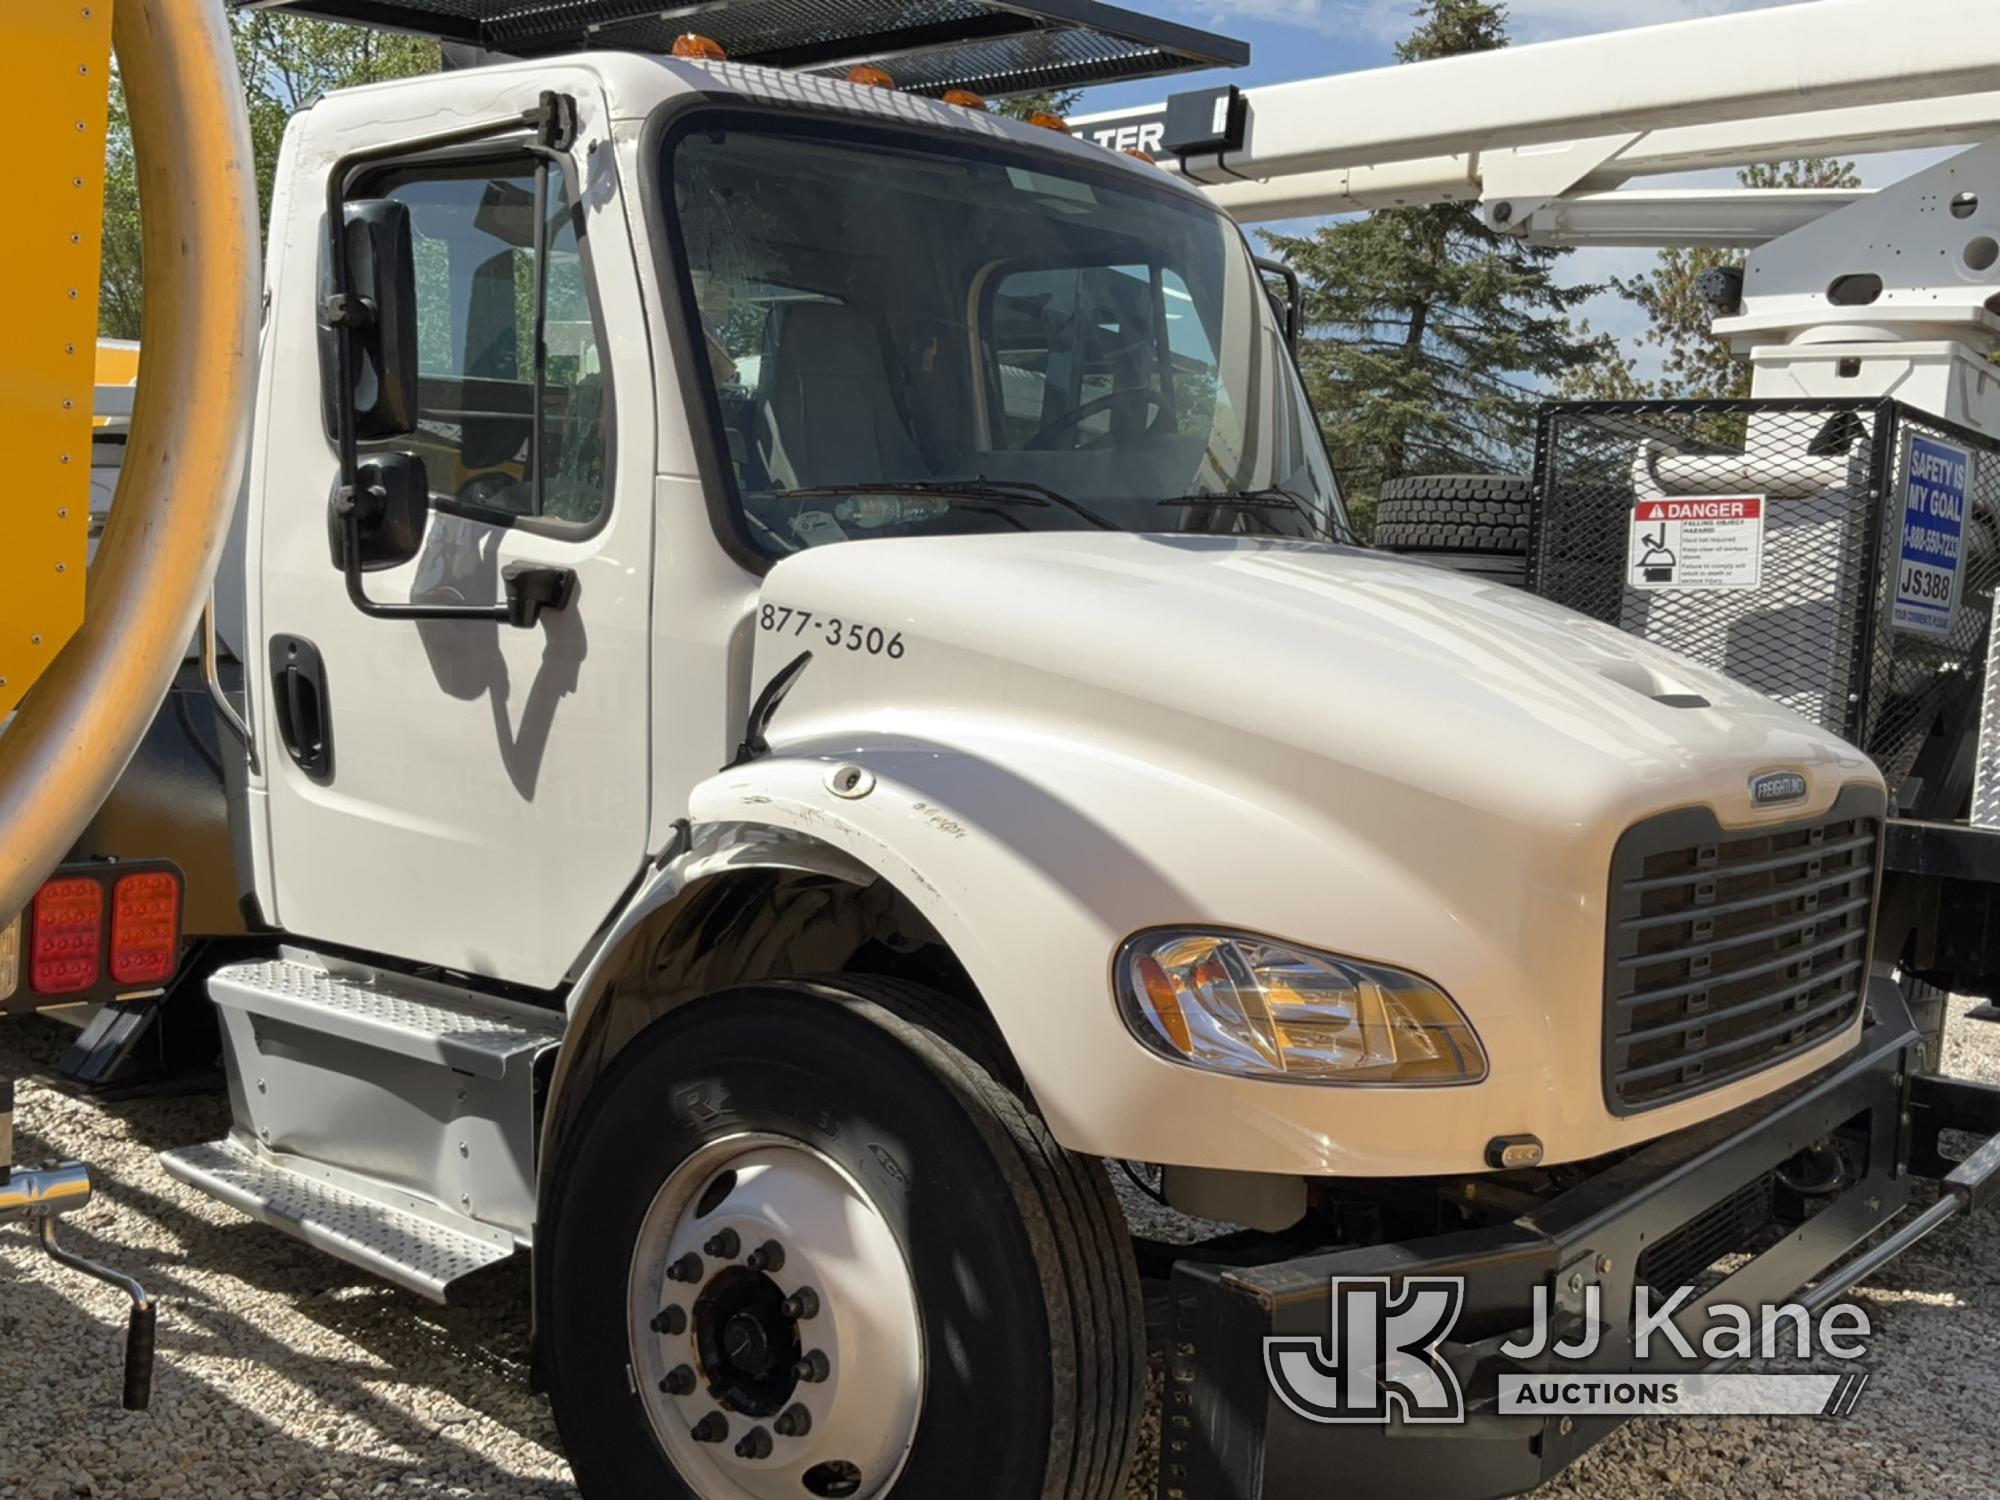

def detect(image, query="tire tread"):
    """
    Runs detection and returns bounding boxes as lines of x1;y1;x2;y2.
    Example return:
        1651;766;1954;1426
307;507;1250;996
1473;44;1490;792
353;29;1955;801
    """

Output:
765;978;1145;1499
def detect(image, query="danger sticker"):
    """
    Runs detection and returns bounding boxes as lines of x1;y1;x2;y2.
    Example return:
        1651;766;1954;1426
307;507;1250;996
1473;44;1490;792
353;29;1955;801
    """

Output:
1628;496;1765;592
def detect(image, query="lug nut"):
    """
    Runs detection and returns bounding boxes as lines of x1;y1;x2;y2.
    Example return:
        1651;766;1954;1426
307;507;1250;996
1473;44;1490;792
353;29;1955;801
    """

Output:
705;1227;742;1259
747;1239;786;1274
774;1403;813;1438
782;1288;820;1321
794;1349;830;1383
667;1252;705;1283
660;1365;697;1396
692;1412;729;1444
650;1306;688;1336
735;1425;774;1460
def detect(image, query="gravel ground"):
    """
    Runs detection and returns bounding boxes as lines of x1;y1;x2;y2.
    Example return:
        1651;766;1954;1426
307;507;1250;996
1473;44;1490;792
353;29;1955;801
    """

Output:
2;1008;1998;1499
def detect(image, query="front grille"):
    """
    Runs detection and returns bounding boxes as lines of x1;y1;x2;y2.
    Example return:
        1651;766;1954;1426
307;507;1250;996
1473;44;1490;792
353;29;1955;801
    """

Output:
1604;787;1882;1114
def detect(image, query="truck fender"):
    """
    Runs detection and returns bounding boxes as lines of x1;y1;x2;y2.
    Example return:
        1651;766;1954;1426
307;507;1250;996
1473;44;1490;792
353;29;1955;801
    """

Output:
537;742;1157;1190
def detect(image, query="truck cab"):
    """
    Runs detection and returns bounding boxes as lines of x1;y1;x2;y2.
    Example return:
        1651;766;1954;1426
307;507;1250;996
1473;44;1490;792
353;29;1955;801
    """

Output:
140;29;1993;1500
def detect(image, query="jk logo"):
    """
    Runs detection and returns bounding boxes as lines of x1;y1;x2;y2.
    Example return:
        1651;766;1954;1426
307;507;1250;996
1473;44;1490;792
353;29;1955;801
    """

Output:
1265;1277;1466;1424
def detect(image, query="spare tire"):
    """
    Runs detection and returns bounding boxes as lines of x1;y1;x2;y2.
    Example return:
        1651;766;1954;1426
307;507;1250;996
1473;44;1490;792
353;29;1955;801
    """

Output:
1372;473;1535;588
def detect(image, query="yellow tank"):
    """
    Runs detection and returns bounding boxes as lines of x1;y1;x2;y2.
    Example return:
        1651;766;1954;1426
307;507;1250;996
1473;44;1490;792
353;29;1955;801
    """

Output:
0;5;113;718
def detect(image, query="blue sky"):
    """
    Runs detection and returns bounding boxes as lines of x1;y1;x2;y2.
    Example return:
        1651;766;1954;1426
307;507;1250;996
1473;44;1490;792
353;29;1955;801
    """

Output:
1068;0;1941;384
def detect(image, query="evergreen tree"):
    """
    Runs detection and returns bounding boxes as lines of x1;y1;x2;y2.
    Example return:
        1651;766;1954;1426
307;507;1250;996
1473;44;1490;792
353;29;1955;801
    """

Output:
996;88;1083;122
1262;0;1609;535
1562;157;1862;401
101;17;438;337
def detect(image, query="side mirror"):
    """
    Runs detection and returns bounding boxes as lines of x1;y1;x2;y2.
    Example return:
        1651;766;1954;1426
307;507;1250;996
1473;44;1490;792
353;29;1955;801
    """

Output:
325;198;420;439
329;452;430;572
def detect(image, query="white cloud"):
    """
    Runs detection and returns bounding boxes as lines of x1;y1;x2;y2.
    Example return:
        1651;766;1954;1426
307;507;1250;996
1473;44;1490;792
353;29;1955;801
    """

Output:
1501;0;1809;43
1175;0;1809;45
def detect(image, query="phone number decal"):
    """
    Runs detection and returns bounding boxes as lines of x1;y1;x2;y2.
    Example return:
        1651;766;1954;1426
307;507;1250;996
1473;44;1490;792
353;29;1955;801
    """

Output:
759;604;906;659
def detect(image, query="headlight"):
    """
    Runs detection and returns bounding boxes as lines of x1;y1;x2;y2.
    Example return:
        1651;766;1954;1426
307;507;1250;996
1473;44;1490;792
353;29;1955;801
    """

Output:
1115;929;1486;1085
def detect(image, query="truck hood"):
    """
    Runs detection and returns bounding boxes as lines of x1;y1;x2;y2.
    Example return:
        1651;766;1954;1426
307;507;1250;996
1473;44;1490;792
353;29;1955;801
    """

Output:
760;531;1878;828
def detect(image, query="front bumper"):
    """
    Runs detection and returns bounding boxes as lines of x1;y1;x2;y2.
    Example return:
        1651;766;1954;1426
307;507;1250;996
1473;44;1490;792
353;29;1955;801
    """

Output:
1161;978;2000;1500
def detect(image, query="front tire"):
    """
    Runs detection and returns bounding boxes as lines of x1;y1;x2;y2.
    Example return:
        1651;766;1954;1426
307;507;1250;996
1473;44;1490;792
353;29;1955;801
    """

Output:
541;977;1144;1499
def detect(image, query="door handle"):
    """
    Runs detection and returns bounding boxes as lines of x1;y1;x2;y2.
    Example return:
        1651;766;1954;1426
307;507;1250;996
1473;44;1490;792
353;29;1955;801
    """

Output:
269;635;333;781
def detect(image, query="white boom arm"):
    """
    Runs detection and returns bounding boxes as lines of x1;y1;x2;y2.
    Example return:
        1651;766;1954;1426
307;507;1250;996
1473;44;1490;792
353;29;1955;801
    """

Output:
1073;0;2000;233
1069;0;2000;436
1150;0;2000;184
1186;94;1998;228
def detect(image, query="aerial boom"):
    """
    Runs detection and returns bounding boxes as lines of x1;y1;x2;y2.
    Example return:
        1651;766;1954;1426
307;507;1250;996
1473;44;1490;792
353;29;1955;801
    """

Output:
1166;0;1999;184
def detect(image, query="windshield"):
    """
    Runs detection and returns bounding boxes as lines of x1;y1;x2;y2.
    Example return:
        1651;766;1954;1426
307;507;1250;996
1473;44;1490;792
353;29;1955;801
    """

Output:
666;115;1347;556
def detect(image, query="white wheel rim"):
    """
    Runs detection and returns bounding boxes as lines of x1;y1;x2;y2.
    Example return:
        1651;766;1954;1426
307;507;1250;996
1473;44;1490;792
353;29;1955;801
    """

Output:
627;1132;924;1499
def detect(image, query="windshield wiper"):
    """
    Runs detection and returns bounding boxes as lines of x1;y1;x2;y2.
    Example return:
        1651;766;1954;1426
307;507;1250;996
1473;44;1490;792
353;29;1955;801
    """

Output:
1165;489;1361;544
770;479;1121;532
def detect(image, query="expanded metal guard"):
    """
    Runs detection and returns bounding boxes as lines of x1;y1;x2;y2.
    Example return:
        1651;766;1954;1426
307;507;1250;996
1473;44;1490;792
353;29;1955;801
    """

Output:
1530;399;2000;814
234;0;1248;97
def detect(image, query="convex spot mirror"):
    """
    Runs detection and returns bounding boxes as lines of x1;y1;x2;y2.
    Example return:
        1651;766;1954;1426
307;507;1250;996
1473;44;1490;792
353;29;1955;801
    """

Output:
320;198;420;441
328;452;430;572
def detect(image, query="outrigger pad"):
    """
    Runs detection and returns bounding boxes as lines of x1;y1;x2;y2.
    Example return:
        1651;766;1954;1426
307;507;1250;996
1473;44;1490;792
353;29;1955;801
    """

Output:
228;0;1247;97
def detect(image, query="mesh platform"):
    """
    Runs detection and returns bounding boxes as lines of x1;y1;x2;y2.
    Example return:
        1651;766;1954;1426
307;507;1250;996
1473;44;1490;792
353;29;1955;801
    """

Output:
1530;400;2000;813
231;0;1248;97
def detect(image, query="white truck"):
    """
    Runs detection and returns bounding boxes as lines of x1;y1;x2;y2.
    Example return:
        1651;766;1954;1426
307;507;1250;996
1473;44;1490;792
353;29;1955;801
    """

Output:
13;1;2000;1496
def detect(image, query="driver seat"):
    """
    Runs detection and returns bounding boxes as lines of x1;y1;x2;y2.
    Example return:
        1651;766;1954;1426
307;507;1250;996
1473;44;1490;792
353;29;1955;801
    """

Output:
753;301;930;490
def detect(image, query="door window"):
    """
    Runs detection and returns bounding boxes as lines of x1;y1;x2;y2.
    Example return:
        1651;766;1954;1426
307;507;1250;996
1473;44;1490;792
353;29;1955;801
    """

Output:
370;159;610;526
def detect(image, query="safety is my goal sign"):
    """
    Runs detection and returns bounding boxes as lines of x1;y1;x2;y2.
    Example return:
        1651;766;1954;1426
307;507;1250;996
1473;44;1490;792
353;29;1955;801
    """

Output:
1628;496;1765;592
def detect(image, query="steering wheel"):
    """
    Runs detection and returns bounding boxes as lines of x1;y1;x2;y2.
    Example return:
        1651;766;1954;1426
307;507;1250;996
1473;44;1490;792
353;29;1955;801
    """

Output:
1025;387;1169;451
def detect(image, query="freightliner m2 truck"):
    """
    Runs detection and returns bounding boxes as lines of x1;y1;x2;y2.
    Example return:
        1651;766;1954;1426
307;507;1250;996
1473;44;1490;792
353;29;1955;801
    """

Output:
13;3;2000;1496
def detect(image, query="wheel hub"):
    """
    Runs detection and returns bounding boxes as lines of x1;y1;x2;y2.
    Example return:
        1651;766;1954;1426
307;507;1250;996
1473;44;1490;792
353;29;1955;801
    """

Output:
696;1267;802;1413
627;1135;923;1500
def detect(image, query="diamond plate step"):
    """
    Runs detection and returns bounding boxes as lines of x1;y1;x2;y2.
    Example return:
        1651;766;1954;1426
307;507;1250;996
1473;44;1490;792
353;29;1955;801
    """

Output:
160;1137;514;1302
208;956;563;1080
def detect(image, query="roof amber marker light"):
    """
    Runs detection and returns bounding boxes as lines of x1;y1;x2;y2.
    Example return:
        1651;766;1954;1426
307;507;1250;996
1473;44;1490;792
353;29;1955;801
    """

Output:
1124;148;1158;163
1029;112;1072;134
942;88;989;111
671;33;728;61
847;64;897;89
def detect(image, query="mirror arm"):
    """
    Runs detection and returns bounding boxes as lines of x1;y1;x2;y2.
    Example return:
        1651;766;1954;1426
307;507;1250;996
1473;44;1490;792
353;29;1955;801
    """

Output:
1252;254;1304;354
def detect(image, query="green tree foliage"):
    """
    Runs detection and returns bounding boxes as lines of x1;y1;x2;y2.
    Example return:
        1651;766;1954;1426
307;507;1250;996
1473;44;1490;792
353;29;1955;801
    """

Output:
100;17;438;337
996;88;1083;122
1561;158;1862;401
1263;1;1609;535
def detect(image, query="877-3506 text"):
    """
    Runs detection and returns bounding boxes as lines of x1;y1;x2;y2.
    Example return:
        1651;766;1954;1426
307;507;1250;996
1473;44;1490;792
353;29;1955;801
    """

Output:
759;604;906;659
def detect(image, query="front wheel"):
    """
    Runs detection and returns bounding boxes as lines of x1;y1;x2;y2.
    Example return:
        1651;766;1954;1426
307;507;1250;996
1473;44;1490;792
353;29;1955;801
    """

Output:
540;977;1145;1499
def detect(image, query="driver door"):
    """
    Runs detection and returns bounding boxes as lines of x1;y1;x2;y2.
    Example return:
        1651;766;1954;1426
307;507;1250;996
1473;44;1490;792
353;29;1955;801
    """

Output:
251;79;652;989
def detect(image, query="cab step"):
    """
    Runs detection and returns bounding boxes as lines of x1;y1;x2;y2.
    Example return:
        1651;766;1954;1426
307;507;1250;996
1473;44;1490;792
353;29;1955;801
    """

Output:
160;1137;515;1301
161;951;563;1301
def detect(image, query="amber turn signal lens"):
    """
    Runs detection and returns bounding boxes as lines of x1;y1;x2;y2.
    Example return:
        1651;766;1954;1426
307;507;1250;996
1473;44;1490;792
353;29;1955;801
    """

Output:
1134;955;1193;1055
671;32;727;61
941;88;989;111
1028;112;1071;134
0;913;19;1003
847;64;896;89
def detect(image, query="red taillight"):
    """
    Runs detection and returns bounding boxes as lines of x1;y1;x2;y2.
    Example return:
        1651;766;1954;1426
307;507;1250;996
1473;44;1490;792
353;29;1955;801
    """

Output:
31;878;103;996
111;871;181;985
